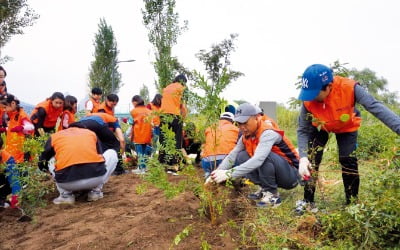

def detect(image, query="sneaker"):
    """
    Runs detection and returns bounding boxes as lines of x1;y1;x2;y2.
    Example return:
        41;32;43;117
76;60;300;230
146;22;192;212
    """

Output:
247;186;264;200
256;191;281;208
87;190;104;202
295;200;318;215
53;193;75;205
0;199;10;208
132;168;146;175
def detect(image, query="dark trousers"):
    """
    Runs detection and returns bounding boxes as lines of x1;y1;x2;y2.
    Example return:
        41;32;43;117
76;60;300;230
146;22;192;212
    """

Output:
237;151;299;194
304;127;358;204
159;115;183;165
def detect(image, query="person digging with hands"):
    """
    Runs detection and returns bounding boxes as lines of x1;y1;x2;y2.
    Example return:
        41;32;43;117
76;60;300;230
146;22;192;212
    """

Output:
296;64;400;214
208;103;300;207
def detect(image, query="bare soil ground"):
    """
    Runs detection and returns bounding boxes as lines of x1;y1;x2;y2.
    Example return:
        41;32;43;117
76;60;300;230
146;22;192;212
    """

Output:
0;172;242;250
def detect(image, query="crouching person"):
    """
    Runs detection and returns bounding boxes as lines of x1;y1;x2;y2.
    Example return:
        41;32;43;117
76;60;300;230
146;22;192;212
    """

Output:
209;103;300;207
38;127;118;205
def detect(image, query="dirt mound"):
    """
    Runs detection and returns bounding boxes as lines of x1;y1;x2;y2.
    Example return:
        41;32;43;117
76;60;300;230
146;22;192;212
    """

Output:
0;173;240;249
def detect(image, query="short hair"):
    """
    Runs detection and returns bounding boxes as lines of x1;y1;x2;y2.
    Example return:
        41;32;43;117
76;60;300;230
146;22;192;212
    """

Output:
106;93;119;102
91;87;103;95
173;74;187;84
131;95;144;106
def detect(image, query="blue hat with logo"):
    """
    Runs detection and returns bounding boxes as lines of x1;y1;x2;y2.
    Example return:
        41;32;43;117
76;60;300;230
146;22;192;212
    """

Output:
298;64;333;101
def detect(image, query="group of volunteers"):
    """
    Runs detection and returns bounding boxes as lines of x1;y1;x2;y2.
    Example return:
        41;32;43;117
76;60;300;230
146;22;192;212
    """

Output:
0;64;399;214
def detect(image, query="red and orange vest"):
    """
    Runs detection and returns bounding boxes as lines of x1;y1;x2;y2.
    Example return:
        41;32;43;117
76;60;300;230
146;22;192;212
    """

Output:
5;109;31;163
304;76;361;133
51;127;104;171
242;121;299;167
202;120;239;158
31;99;63;128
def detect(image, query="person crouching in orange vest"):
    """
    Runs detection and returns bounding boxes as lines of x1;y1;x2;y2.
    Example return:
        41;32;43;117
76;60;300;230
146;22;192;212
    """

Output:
201;112;239;179
208;103;300;208
38;127;118;205
30;92;64;136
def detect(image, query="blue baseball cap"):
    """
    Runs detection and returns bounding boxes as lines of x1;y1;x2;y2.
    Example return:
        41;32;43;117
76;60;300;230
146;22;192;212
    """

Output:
298;64;333;101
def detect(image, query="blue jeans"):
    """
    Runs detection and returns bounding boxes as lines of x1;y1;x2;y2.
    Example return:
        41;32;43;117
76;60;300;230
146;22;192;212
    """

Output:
201;158;223;178
6;158;21;194
135;144;152;169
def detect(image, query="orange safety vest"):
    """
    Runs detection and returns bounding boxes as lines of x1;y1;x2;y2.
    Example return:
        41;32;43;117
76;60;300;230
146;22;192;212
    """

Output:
160;82;185;115
98;102;114;116
88;112;118;123
1;150;12;164
86;97;101;113
51;127;105;171
261;114;280;129
148;102;161;126
242;121;299;167
202;120;239;158
304;76;361;133
130;106;152;144
31;99;63;128
5;109;31;163
58;110;76;131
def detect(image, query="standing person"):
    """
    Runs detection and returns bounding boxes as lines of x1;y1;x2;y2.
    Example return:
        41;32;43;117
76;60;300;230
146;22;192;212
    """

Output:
1;94;34;163
130;95;153;174
85;87;103;115
38;127;118;204
208;103;300;208
146;94;162;150
201;112;239;178
296;64;400;213
30;92;65;136
159;74;187;169
0;137;21;209
69;112;127;175
98;93;119;116
58;95;77;131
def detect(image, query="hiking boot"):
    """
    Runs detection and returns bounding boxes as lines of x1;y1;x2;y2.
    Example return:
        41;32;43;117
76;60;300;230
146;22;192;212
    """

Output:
247;186;264;200
256;191;281;208
295;200;318;215
53;193;75;205
132;168;146;175
87;190;104;202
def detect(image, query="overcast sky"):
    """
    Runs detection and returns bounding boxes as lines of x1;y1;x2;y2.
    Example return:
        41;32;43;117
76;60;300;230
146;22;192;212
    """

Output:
2;0;400;113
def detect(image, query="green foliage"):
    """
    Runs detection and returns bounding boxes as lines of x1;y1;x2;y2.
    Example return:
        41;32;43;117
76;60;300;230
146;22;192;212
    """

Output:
0;0;39;58
88;18;121;96
142;0;188;90
19;135;54;216
171;224;192;248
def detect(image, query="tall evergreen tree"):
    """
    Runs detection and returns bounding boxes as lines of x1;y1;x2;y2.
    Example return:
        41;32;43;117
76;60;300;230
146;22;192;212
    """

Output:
0;0;39;62
88;18;120;97
142;0;187;90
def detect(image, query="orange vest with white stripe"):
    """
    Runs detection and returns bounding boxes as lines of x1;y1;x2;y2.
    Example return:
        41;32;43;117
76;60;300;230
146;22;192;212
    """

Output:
160;82;185;115
130;106;152;144
31;99;63;128
51;127;105;171
242;121;299;167
304;76;361;133
202;120;239;157
5;109;30;163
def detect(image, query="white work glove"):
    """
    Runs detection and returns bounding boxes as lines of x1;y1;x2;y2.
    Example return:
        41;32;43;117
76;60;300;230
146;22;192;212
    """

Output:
211;169;231;184
204;176;213;184
299;157;311;180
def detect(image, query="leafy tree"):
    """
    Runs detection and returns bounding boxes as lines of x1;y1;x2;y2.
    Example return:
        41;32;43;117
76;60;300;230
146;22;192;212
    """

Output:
88;18;121;97
139;84;150;104
0;0;39;62
190;34;243;124
142;0;187;90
